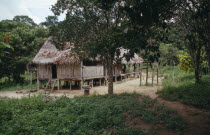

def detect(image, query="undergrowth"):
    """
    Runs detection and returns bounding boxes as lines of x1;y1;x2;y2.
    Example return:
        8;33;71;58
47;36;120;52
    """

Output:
0;93;186;135
158;66;210;109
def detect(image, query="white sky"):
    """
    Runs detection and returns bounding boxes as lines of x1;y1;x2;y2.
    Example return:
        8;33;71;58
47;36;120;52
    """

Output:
0;0;65;24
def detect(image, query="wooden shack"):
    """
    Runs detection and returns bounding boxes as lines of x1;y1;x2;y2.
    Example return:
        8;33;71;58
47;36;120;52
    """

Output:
32;38;143;90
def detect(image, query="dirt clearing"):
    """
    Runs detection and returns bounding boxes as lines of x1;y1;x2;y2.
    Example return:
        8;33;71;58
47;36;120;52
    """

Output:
0;76;162;99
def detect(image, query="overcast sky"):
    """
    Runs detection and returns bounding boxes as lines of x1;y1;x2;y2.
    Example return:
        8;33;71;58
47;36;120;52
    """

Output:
0;0;65;24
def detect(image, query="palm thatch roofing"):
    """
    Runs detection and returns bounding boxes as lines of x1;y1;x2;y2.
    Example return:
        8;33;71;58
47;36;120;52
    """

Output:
32;37;80;64
32;37;143;65
118;48;144;64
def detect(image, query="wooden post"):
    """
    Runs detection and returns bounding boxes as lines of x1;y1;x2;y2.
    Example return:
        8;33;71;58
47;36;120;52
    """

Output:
80;80;83;89
37;69;40;90
157;64;159;85
152;63;154;86
30;71;32;90
140;63;142;86
92;79;94;87
128;64;130;73
99;79;101;86
70;81;72;90
81;61;84;90
104;78;107;86
146;62;148;85
58;79;60;90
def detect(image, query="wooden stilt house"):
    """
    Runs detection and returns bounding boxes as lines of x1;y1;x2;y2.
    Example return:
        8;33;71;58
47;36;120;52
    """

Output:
31;38;143;91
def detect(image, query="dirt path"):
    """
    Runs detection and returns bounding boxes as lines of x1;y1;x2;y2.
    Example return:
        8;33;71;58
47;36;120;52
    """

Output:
157;98;210;135
0;76;162;99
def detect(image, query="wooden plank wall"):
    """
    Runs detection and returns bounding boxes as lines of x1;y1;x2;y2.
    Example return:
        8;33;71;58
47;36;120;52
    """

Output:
38;64;52;79
83;66;104;78
57;64;81;79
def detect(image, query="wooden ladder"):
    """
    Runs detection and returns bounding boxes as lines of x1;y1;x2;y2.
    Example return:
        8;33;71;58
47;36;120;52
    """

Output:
45;79;58;94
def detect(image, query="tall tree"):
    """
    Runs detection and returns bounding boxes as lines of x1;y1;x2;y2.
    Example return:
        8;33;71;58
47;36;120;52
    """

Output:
40;16;59;27
52;0;128;94
0;20;49;83
51;0;180;94
176;0;210;83
13;15;37;27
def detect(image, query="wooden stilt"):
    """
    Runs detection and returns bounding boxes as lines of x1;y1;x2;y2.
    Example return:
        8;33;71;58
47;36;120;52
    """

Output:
70;81;72;90
99;79;101;86
58;79;60;90
104;78;106;86
81;61;84;90
30;71;32;90
80;80;83;90
157;66;159;85
128;64;130;75
37;80;40;90
152;64;154;86
140;63;142;86
92;80;94;87
36;69;40;90
146;62;148;85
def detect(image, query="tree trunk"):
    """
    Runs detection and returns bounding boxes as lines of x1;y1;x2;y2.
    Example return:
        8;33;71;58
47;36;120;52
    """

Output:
206;47;210;72
107;61;113;95
194;49;201;84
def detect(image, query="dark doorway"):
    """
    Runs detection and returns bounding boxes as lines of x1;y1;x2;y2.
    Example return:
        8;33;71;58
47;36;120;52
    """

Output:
52;64;57;78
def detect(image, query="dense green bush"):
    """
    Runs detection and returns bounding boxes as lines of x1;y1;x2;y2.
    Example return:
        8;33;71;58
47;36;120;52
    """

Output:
0;94;186;135
158;67;210;109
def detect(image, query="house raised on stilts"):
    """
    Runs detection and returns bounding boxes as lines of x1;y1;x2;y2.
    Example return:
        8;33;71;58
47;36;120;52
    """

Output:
31;37;143;91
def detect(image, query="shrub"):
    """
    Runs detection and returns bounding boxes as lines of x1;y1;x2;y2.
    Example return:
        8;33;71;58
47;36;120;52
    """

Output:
178;53;208;72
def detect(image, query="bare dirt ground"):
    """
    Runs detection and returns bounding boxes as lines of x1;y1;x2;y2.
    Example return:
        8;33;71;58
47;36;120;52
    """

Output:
0;75;162;99
0;75;210;135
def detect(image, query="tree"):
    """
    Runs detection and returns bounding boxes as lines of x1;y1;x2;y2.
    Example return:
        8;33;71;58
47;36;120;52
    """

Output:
0;20;49;83
52;0;128;94
0;33;14;56
40;16;58;27
51;0;181;94
176;0;210;83
13;15;37;27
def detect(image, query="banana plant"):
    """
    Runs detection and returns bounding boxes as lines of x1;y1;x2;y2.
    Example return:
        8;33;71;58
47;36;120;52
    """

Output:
0;41;14;56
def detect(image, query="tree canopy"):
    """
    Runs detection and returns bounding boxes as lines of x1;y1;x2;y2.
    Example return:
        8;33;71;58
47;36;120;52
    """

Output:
40;16;59;27
51;0;183;93
0;18;49;83
13;15;37;27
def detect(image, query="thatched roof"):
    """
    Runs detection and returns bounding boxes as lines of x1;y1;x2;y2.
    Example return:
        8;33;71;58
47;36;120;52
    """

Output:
118;48;144;64
32;38;143;65
32;37;80;64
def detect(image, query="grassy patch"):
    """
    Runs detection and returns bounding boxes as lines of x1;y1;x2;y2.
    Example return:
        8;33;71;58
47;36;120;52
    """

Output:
0;72;38;91
158;66;210;109
0;82;37;91
0;93;186;135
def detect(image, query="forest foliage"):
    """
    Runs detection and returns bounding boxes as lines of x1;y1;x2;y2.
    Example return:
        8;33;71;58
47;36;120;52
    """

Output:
0;0;209;89
0;16;50;84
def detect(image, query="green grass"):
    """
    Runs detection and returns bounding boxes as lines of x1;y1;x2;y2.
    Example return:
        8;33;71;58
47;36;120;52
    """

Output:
0;72;38;91
157;66;210;109
0;82;37;91
0;93;186;135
